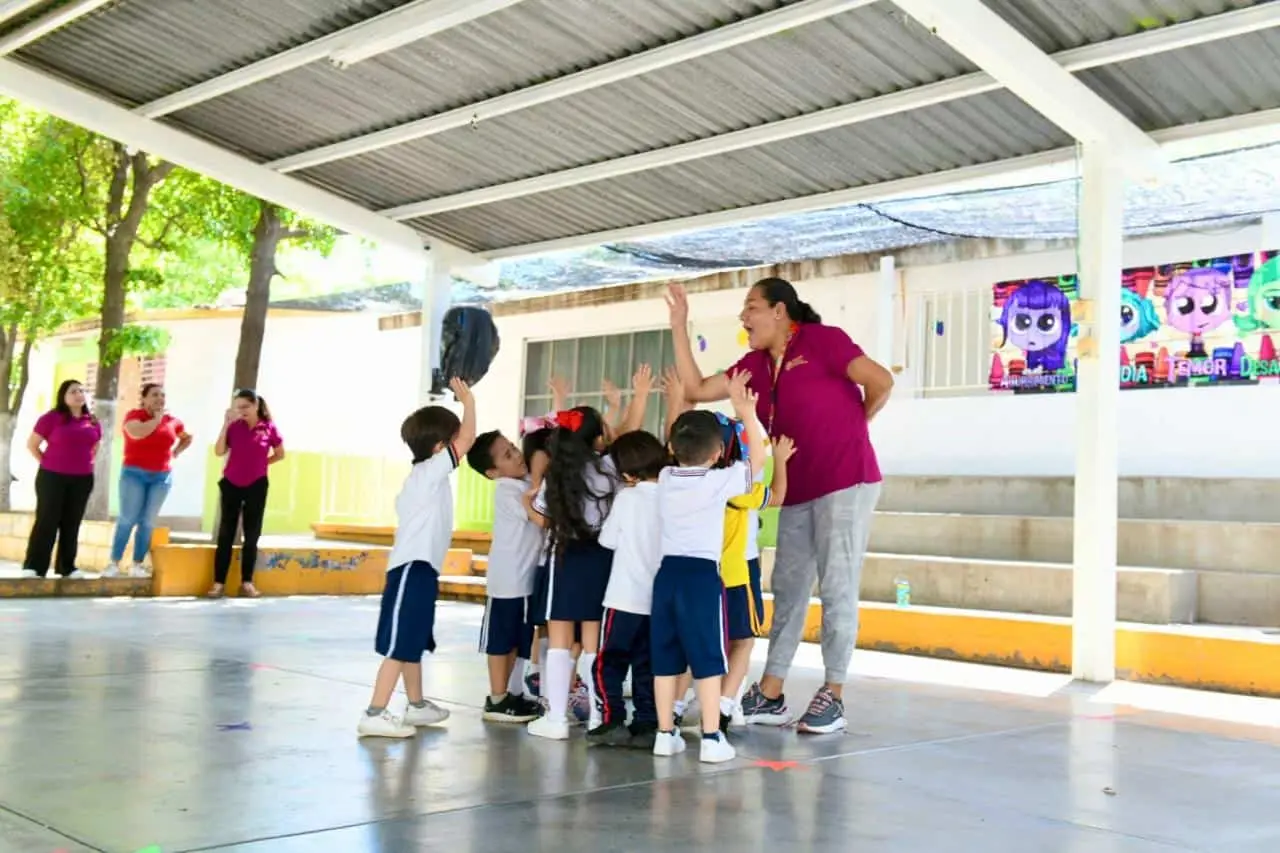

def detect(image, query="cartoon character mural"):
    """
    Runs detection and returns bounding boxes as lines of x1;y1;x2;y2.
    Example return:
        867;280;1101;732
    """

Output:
990;249;1279;393
997;279;1071;372
1234;256;1280;334
1163;266;1233;357
1120;287;1160;344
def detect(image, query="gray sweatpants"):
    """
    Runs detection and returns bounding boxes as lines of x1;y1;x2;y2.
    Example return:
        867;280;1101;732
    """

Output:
764;482;881;685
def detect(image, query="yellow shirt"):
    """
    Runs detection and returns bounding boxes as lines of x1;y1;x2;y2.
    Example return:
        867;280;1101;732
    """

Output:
721;482;771;588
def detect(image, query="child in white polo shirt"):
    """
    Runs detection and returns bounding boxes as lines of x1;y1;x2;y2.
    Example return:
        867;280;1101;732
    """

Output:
466;430;546;724
358;378;475;738
651;371;765;763
589;429;667;749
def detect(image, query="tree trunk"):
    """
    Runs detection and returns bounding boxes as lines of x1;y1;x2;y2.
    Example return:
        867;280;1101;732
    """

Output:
211;201;283;542
233;202;282;390
0;331;34;513
85;149;172;521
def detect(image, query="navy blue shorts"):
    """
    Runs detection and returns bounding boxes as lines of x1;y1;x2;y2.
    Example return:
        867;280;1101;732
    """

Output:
529;562;550;627
725;557;765;641
650;555;727;679
375;561;439;663
545;540;612;623
480;596;533;658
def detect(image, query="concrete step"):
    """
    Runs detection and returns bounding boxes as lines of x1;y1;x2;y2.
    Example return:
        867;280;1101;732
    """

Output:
879;475;1280;523
869;511;1280;575
860;553;1196;625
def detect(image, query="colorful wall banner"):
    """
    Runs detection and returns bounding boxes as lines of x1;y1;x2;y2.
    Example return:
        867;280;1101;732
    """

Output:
989;250;1280;393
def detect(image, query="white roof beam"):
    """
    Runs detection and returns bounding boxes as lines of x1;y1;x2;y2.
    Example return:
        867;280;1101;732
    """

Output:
136;0;526;119
382;4;1280;221
0;0;111;56
479;108;1280;261
888;0;1160;159
266;0;879;174
0;0;45;26
0;57;425;255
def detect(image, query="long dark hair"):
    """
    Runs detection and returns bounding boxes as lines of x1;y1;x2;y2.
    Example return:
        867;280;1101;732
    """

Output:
754;277;822;324
235;388;272;422
54;379;94;423
544;406;612;554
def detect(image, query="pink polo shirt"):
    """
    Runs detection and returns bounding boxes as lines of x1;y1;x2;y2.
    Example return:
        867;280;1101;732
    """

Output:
33;409;102;477
729;323;881;506
223;418;282;487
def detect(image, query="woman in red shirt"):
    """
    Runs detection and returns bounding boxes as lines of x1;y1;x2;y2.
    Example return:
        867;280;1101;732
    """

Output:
106;383;192;577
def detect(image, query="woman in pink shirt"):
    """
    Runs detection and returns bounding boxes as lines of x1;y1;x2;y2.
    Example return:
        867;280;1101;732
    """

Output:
22;379;103;579
209;389;285;599
668;278;894;736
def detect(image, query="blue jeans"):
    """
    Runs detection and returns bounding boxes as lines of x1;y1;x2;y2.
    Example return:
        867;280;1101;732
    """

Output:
111;466;173;563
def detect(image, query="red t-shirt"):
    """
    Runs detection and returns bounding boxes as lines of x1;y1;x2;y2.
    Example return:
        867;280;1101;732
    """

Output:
122;409;185;473
729;323;881;506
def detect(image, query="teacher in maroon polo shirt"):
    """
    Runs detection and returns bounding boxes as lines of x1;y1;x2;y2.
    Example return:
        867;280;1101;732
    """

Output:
668;278;893;735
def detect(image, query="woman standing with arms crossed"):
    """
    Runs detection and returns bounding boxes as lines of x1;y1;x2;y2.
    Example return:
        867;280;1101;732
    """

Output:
667;278;894;735
208;389;284;599
106;383;192;577
22;379;102;579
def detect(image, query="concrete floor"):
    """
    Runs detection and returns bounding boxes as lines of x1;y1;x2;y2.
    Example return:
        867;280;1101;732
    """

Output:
1;599;1278;853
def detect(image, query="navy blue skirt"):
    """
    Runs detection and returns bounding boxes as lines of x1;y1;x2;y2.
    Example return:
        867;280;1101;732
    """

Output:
544;540;613;623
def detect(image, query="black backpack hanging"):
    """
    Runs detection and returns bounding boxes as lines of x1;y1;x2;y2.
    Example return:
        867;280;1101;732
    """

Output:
432;305;501;394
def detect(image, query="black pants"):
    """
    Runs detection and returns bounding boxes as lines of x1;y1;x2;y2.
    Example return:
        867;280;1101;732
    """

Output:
24;469;94;577
593;607;657;729
213;477;268;584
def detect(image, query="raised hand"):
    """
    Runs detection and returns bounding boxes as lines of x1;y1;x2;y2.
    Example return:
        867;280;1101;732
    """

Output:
727;369;753;411
449;377;474;406
661;365;685;403
772;435;796;464
548;375;570;410
632;363;654;397
665;282;689;328
602;379;623;411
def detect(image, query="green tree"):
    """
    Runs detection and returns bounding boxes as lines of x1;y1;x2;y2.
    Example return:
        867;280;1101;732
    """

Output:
0;108;99;511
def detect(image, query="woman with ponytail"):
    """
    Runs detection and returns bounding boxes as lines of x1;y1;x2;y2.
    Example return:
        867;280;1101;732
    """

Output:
524;366;652;741
666;276;894;736
209;388;285;599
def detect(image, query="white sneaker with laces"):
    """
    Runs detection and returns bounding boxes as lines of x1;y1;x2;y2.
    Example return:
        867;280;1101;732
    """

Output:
527;715;570;741
129;563;151;578
653;730;687;757
403;700;449;727
731;704;746;728
357;710;416;738
20;569;39;579
699;732;736;764
65;570;88;579
103;562;123;578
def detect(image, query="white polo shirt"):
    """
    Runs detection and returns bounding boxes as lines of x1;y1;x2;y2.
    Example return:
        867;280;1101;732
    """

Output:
598;482;661;615
486;476;544;599
658;461;753;563
387;446;458;572
531;453;619;533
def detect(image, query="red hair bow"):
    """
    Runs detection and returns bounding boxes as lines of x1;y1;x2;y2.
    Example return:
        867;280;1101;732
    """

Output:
555;410;584;432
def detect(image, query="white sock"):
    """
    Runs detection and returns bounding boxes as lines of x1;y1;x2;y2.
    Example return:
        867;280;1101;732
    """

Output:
578;652;599;714
682;686;696;705
546;649;573;721
534;638;549;674
719;696;736;716
735;680;747;704
509;658;528;696
674;699;687;716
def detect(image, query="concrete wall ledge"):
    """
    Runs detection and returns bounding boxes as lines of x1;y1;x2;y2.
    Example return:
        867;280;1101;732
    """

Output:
862;553;1197;625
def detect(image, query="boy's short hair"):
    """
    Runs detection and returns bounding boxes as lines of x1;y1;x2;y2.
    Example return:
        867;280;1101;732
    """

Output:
609;430;668;480
466;430;503;476
669;410;723;466
401;405;461;464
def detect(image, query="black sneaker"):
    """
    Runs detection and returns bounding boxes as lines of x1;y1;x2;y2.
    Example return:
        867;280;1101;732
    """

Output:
627;724;658;751
482;693;540;723
586;720;633;747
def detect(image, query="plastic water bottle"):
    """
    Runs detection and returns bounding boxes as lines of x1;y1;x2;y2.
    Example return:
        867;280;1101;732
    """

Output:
895;578;911;607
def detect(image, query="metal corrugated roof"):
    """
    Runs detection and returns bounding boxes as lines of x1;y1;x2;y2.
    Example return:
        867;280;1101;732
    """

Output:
4;0;1278;256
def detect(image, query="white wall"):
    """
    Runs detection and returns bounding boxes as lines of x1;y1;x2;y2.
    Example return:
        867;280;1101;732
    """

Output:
473;223;1280;479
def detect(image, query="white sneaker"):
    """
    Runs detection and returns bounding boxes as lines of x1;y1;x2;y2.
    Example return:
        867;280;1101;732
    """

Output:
128;563;151;578
103;562;123;578
731;704;746;728
20;569;39;579
527;715;570;741
653;730;687;757
357;709;416;738
65;570;88;579
402;700;449;727
699;732;736;764
680;703;702;730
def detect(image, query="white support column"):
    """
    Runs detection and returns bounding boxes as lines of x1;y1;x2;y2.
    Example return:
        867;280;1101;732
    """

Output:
1262;212;1280;251
875;256;896;365
418;248;456;403
1071;146;1125;683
